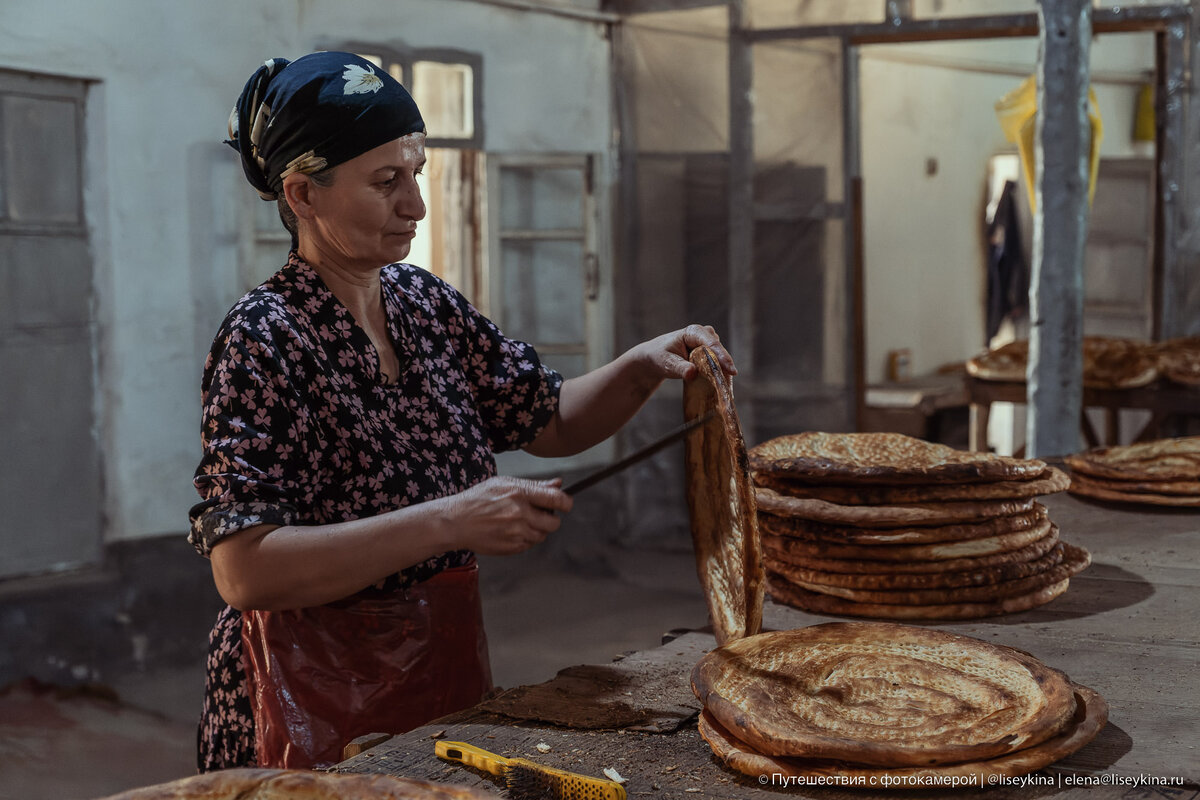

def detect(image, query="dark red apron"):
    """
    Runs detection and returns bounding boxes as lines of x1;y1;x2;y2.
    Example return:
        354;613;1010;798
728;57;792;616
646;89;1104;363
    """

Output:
240;562;492;769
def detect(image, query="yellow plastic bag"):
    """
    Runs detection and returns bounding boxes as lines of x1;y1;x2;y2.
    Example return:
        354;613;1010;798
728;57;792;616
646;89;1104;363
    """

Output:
995;75;1103;213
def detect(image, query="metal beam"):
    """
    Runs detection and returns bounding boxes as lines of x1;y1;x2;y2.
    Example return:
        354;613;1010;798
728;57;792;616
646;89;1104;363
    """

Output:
603;0;725;15
747;5;1186;46
728;0;756;436
1026;0;1091;458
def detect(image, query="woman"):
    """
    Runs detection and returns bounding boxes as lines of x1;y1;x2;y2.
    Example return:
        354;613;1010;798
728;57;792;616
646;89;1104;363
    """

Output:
190;51;735;772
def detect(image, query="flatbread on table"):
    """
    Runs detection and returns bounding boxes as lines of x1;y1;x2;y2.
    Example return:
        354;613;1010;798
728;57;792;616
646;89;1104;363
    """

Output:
1065;471;1200;496
766;575;1072;620
755;486;1037;528
753;466;1069;505
697;684;1107;784
776;543;1090;605
762;527;1060;575
759;517;1053;562
1068;472;1200;508
691;623;1077;767
94;769;497;800
749;432;1048;485
1064;437;1200;481
756;506;1048;546
966;339;1027;383
1082;336;1159;389
765;542;1068;591
683;345;763;645
968;336;1160;389
1151;336;1200;385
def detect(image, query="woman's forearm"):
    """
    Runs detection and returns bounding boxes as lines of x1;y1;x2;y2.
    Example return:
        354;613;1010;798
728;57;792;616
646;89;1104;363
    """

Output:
524;347;664;458
208;476;572;611
209;504;455;611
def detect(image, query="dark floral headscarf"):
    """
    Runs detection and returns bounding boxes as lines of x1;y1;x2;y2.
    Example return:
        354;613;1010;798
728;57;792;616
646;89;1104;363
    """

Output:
226;51;425;200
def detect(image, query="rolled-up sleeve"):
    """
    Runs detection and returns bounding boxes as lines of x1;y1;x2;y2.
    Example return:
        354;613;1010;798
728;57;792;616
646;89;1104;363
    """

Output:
189;322;311;556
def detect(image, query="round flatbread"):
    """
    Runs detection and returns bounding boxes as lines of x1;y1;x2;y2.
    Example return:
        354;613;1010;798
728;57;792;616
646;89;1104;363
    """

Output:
755;506;1048;546
967;339;1027;383
760;518;1053;562
777;543;1089;605
697;684;1107;784
94;768;497;799
1064;437;1200;481
968;337;1160;389
684;345;763;645
749;432;1047;485
1065;471;1200;496
766;575;1072;620
763;527;1060;576
767;542;1067;591
691;623;1078;766
1068;472;1200;508
753;467;1069;505
755;486;1037;529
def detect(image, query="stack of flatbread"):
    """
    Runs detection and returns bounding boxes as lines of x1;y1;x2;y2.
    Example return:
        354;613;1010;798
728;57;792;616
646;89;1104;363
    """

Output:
691;622;1108;786
1149;336;1200;386
751;432;1091;619
967;336;1159;389
1066;436;1200;507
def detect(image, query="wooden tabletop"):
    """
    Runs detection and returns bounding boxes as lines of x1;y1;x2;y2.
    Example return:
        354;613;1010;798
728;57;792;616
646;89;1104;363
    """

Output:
337;493;1200;799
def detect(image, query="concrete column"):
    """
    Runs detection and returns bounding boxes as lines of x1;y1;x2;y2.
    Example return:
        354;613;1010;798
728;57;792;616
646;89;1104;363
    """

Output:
1027;0;1091;457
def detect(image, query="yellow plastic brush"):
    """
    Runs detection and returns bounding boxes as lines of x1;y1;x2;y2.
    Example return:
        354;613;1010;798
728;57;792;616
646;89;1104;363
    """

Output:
434;740;627;800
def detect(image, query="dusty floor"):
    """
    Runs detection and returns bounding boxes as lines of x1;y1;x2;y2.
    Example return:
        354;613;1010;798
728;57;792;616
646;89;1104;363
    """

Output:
0;547;707;800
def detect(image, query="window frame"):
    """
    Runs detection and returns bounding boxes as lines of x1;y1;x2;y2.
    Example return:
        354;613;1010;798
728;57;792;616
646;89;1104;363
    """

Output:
329;41;484;149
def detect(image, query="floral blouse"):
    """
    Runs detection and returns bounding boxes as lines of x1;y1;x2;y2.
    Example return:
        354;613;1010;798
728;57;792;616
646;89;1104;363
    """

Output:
189;251;562;770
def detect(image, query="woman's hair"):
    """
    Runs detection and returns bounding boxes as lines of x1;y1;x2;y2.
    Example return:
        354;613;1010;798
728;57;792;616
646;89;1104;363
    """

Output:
276;166;337;248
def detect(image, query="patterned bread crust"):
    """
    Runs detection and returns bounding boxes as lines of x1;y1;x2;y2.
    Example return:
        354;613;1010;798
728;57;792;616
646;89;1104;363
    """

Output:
697;684;1107;784
755;486;1037;529
753;466;1068;505
1064;436;1200;481
766;575;1071;620
765;542;1067;591
771;543;1089;605
683;346;763;645
749;432;1047;485
762;528;1060;575
759;518;1053;563
756;506;1048;546
691;623;1078;766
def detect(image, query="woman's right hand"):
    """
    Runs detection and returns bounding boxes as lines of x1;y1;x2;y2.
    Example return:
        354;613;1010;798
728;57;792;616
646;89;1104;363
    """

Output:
439;476;573;555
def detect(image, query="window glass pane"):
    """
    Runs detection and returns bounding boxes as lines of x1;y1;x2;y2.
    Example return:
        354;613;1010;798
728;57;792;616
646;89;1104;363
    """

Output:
413;61;473;139
543;353;586;380
499;167;584;231
500;239;585;346
2;95;80;223
388;63;404;86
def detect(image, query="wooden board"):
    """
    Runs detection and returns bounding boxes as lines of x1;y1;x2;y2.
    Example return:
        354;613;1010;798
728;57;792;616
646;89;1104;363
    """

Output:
337;494;1200;799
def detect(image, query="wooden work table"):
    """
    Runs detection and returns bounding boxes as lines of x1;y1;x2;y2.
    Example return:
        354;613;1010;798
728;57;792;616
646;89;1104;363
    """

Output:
337;493;1200;798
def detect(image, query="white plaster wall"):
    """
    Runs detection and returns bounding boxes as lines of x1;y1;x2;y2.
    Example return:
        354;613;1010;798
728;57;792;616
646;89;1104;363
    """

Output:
0;0;612;542
859;32;1155;384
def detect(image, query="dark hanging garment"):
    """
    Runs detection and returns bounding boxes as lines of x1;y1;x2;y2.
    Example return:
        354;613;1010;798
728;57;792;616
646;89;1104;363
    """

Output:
986;180;1029;341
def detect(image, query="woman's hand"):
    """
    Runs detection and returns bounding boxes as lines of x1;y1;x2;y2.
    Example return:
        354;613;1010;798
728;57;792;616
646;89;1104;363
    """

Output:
439;476;573;555
629;324;737;385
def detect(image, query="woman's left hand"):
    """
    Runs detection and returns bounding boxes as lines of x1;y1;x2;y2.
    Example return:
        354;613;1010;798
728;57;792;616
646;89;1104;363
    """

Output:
632;323;737;382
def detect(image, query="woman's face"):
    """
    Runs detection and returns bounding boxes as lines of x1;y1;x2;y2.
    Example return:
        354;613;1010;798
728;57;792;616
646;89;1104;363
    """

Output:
302;132;427;271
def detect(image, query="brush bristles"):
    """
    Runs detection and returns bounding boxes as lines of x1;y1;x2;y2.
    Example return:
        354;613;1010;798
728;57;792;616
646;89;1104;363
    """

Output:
505;762;622;800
